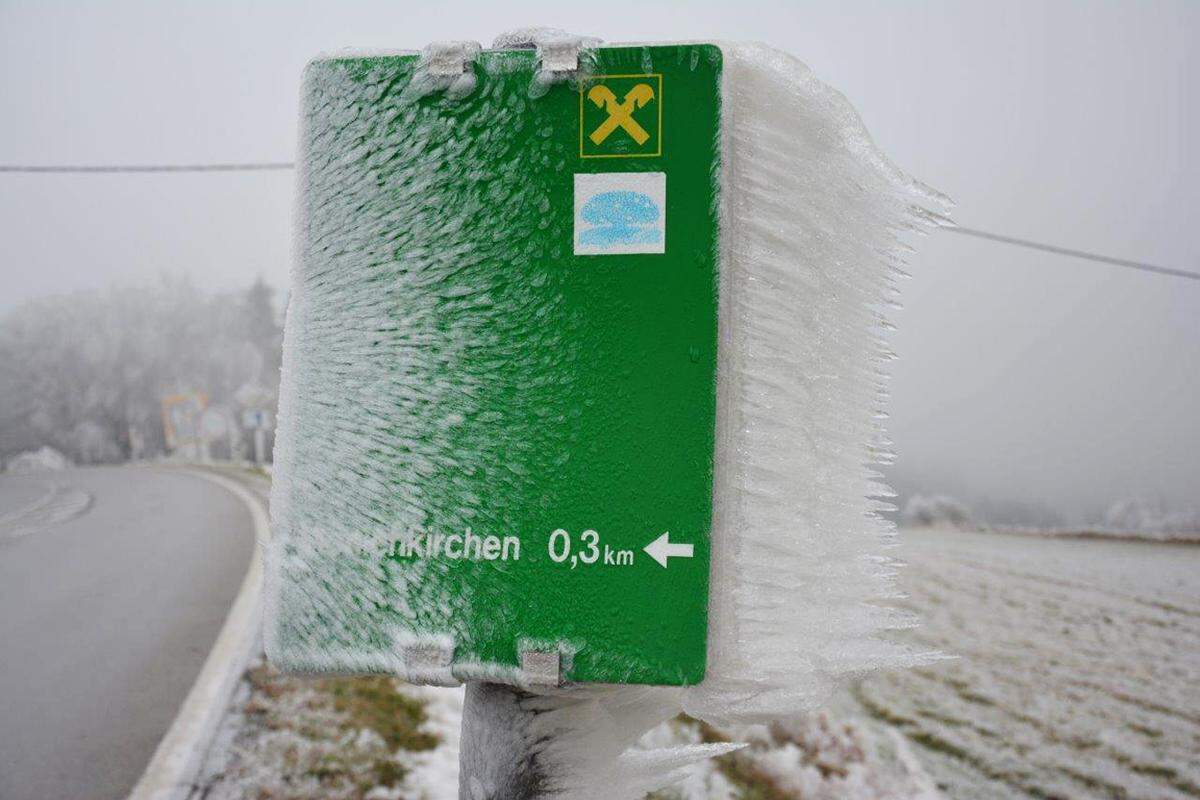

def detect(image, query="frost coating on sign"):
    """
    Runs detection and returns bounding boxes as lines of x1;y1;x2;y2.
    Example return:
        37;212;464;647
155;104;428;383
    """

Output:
268;39;947;729
269;53;510;683
269;42;722;688
682;42;951;725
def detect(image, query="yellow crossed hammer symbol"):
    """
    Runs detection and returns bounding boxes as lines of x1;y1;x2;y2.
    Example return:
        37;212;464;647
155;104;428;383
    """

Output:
587;84;655;146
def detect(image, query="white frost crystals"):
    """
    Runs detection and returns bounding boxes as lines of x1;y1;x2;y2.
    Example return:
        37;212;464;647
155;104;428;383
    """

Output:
406;41;482;101
492;27;602;96
681;42;951;725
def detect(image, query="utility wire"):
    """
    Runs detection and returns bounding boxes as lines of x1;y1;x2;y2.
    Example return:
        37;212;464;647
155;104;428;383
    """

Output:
947;226;1199;283
0;161;295;173
1;160;1196;282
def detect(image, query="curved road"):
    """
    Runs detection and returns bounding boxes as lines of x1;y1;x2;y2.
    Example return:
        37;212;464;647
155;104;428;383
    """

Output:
0;466;255;800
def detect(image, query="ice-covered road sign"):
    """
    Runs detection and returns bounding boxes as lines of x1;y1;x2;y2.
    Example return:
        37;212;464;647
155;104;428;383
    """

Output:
268;43;723;686
241;409;271;430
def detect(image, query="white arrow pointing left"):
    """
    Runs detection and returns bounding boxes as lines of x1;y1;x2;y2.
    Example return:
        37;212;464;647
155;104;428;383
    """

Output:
643;531;694;568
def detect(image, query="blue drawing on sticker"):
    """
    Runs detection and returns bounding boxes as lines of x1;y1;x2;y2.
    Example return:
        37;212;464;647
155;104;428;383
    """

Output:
578;190;662;248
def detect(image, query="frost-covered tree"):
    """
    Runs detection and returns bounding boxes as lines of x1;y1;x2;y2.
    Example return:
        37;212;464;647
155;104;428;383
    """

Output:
0;277;283;464
901;494;975;530
1104;498;1200;536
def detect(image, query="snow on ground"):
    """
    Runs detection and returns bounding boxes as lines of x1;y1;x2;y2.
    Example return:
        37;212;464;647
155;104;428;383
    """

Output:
0;478;91;540
849;528;1200;799
197;466;1198;800
987;525;1200;544
396;684;464;800
3;446;70;473
199;665;940;800
201;662;449;799
647;714;944;800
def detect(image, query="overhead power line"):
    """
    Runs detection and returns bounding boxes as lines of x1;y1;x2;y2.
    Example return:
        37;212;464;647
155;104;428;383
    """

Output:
1;159;1196;282
947;226;1199;283
0;161;295;174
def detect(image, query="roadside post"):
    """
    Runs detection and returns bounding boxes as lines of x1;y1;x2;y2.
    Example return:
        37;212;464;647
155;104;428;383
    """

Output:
241;408;272;466
236;382;277;466
268;28;944;799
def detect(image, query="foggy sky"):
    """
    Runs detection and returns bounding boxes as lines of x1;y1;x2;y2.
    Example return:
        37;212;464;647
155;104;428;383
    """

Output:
1;0;1196;518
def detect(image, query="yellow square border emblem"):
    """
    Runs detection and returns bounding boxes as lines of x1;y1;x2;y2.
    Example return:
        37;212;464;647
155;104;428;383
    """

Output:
579;73;663;159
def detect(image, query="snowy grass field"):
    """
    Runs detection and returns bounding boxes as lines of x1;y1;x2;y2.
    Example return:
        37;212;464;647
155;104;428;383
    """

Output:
850;528;1200;799
199;522;1200;799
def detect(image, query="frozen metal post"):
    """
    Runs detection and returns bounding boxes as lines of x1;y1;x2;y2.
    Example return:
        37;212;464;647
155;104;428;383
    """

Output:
458;683;546;800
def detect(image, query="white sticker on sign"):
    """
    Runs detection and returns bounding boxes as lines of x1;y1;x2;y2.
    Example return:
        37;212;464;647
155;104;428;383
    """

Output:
574;172;666;256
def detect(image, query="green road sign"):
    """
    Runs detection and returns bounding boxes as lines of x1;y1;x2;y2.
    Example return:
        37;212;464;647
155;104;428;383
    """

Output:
270;43;723;686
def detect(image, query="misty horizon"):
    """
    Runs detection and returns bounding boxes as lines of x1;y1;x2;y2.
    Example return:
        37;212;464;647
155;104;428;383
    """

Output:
2;1;1197;522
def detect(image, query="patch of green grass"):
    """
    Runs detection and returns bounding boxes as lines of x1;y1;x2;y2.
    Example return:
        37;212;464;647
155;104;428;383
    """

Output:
238;665;440;798
319;675;439;752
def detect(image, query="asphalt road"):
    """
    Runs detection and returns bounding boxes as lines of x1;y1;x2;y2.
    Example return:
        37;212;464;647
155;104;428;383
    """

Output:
0;466;255;800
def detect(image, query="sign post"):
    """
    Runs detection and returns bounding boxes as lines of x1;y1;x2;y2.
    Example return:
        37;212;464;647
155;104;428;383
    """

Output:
241;408;272;465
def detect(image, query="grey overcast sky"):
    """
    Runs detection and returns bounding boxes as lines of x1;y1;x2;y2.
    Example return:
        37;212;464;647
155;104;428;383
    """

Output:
1;1;1196;518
